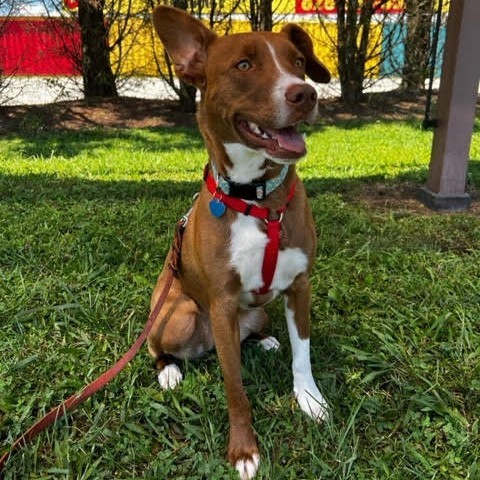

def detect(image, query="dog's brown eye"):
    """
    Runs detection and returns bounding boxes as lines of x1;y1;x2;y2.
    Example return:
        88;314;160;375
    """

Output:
236;60;252;71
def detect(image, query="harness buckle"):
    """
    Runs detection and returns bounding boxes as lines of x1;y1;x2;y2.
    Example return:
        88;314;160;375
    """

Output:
265;211;284;224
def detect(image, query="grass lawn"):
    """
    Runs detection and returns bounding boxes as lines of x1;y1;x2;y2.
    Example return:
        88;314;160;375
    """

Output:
1;118;480;479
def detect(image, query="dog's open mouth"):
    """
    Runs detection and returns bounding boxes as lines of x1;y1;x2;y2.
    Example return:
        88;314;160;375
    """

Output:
235;117;307;159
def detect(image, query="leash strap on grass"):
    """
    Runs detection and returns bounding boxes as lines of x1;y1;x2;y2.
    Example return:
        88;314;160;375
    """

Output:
0;269;175;471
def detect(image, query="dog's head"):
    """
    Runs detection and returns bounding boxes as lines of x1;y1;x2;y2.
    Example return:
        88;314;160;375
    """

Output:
153;6;330;168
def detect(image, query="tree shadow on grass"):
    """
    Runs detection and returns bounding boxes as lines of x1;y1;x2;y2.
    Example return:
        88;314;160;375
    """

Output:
1;126;204;159
1;159;479;208
0;172;201;204
0;168;421;201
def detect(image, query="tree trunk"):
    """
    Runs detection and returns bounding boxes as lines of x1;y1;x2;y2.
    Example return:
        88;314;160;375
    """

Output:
78;0;117;98
335;0;385;104
260;0;273;31
249;0;273;31
178;81;197;113
401;0;435;93
169;0;196;112
336;0;364;104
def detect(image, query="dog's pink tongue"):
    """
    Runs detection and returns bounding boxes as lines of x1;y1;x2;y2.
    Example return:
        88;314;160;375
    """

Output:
275;126;305;153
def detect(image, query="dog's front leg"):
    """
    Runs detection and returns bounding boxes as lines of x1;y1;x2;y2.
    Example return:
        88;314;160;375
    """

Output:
210;297;260;480
285;273;329;422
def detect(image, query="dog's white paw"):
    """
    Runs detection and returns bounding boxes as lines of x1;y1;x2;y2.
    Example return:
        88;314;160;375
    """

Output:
235;453;260;480
158;364;183;390
295;384;329;422
258;335;280;352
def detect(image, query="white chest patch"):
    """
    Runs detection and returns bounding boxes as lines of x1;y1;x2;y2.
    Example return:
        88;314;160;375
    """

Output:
229;214;308;301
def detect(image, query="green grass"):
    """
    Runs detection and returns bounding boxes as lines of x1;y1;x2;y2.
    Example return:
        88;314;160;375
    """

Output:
1;120;480;479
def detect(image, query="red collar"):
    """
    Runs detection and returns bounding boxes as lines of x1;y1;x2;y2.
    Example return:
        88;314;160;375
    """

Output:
205;164;296;294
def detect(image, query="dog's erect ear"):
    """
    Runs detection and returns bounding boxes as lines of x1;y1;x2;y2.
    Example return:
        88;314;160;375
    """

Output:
281;24;331;84
153;6;216;88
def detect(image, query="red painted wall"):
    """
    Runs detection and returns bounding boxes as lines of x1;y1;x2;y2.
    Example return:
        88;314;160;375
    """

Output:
0;18;81;75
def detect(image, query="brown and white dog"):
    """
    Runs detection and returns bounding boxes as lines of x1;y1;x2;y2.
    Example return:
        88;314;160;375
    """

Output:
148;6;331;479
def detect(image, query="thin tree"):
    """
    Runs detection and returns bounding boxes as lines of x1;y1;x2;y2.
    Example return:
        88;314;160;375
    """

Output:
401;0;435;93
247;0;273;31
78;0;117;97
40;0;150;99
335;0;392;103
312;0;398;103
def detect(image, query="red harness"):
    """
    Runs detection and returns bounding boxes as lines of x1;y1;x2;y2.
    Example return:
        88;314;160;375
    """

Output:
205;167;296;294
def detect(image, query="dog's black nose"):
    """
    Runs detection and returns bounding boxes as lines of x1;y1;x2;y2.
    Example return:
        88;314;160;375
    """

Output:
285;84;318;110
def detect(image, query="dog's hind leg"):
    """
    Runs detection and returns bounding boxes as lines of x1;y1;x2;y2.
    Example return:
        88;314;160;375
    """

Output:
147;272;213;390
154;354;184;390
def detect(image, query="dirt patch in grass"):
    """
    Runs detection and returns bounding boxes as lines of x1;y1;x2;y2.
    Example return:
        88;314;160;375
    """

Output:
349;182;479;215
0;90;428;133
0;97;197;132
320;90;428;124
351;182;430;214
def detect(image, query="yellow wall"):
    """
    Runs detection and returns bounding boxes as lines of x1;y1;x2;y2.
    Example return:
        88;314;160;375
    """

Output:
110;1;383;79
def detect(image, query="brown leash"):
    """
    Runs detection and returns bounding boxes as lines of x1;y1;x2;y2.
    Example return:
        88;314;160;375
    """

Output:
0;265;176;471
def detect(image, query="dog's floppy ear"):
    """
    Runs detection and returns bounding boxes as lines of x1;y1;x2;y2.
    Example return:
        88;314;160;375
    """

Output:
153;6;216;88
281;24;330;84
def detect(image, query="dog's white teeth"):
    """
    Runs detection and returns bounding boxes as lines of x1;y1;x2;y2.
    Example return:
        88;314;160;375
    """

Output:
260;128;273;140
248;121;262;135
248;121;272;140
